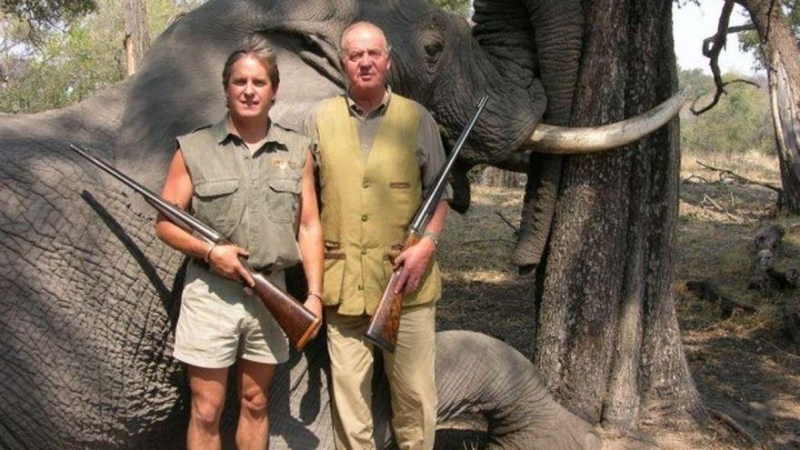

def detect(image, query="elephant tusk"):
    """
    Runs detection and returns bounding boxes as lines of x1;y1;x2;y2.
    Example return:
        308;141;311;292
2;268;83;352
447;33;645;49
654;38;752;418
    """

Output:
523;87;690;154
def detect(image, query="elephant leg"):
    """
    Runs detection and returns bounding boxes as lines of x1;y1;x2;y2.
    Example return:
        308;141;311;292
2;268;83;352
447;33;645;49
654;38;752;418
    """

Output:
435;330;600;449
511;153;563;274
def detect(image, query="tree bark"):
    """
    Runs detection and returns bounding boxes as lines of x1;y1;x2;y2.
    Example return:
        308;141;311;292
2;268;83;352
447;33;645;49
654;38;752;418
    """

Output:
123;0;150;76
534;0;707;432
737;0;800;213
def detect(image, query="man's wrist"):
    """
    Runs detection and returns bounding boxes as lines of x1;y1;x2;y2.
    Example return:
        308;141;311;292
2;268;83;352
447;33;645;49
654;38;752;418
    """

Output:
421;230;440;247
204;243;217;262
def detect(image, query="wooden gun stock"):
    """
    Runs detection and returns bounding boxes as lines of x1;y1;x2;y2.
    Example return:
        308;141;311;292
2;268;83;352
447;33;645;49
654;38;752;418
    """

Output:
364;232;420;352
363;95;489;353
68;142;320;351
245;258;321;351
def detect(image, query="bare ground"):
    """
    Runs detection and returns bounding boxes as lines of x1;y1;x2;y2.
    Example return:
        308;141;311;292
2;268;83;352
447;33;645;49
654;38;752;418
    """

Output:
433;153;800;449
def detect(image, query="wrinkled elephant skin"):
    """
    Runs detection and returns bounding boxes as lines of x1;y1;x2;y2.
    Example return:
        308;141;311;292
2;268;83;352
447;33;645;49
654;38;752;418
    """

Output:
0;0;592;448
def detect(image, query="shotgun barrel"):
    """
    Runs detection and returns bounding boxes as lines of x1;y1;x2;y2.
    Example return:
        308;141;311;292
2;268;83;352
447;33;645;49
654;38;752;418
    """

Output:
364;95;489;352
68;143;320;350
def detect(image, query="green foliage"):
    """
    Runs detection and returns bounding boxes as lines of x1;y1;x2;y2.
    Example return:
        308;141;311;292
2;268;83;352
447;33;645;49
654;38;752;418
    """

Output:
148;0;202;37
0;0;202;113
1;0;97;26
0;12;121;112
1;0;96;45
679;69;775;155
426;0;471;16
678;67;715;98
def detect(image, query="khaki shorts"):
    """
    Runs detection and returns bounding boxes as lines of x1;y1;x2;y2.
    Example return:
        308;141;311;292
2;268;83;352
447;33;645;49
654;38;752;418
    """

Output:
173;261;290;368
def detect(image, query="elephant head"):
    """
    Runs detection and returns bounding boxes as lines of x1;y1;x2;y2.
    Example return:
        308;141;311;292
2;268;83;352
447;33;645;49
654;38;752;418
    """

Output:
0;0;683;447
112;0;581;183
112;0;683;270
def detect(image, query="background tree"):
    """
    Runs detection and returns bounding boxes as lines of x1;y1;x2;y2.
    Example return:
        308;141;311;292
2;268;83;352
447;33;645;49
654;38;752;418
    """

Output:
0;0;202;113
699;0;800;212
735;0;800;212
0;1;96;102
680;69;773;155
0;0;96;43
426;0;471;16
0;0;773;444
536;0;707;431
123;0;150;75
738;0;800;69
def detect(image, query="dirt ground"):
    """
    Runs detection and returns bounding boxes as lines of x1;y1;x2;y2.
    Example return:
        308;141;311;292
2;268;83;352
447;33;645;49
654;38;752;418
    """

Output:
432;154;800;449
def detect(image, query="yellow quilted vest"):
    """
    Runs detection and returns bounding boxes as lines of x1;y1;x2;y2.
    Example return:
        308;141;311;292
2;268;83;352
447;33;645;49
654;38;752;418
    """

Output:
316;95;442;316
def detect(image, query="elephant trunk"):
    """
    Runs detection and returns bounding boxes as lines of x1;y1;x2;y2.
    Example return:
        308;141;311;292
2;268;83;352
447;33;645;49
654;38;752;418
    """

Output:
433;0;581;168
470;0;582;270
470;0;684;270
472;0;582;133
435;331;600;449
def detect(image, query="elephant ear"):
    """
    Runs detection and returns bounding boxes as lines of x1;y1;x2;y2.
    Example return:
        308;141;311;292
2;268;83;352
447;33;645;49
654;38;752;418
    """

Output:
112;0;353;193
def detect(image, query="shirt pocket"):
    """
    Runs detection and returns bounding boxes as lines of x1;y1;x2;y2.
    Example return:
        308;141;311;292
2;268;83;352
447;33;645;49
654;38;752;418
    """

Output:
266;177;302;224
193;178;243;236
323;243;346;306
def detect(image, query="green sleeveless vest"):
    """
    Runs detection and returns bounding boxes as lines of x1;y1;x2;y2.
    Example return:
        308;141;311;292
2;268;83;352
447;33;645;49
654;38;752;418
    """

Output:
316;95;442;316
179;118;309;270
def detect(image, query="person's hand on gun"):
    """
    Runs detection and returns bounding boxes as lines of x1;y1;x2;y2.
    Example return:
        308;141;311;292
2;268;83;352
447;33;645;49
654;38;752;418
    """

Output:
303;294;323;338
392;236;436;295
206;244;255;288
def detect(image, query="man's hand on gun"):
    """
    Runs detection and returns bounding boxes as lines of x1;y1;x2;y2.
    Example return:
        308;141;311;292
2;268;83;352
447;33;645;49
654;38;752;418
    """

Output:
392;236;436;295
303;294;323;338
206;244;255;287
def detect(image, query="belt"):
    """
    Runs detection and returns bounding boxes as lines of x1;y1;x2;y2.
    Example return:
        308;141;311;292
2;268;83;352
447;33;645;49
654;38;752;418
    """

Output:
194;257;274;276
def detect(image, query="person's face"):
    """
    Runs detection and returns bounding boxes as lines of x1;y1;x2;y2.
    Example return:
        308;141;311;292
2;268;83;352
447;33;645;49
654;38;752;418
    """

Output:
225;55;276;122
341;25;391;95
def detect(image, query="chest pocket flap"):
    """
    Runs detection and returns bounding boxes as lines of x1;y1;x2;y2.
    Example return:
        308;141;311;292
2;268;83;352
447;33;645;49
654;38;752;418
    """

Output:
268;178;301;194
195;179;240;197
192;179;242;235
267;177;302;223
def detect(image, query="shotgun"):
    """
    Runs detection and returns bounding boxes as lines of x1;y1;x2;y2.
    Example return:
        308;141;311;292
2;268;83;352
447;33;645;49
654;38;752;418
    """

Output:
364;95;489;352
68;143;321;351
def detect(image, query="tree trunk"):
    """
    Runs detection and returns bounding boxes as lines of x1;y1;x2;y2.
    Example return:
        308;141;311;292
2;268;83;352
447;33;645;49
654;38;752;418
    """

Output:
534;0;707;432
123;0;150;76
737;0;800;213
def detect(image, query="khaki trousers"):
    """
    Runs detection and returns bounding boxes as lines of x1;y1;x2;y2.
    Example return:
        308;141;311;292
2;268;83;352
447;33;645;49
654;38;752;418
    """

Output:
326;303;437;450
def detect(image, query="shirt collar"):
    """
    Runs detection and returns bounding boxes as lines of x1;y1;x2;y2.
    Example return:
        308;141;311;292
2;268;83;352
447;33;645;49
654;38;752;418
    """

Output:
346;86;392;116
212;114;288;149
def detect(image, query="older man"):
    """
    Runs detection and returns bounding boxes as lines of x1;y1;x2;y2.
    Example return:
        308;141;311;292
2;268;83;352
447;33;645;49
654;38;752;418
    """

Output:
305;21;450;450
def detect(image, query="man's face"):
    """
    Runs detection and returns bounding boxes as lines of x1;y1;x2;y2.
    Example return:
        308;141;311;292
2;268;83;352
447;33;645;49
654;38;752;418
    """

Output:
225;55;275;122
341;25;391;95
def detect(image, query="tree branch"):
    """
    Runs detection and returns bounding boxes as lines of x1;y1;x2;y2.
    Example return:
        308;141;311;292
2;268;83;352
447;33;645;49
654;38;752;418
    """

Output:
696;160;782;193
692;1;759;115
495;211;519;234
707;407;763;448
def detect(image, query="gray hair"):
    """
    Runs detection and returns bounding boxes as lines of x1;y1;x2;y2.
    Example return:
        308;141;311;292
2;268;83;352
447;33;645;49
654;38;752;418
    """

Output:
339;21;392;59
222;35;280;89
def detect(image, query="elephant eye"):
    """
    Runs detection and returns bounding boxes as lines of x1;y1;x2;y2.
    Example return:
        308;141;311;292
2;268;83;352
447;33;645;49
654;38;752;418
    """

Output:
424;40;443;59
421;32;443;66
419;13;446;76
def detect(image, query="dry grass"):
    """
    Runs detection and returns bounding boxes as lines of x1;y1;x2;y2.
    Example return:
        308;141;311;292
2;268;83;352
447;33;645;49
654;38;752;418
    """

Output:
675;150;800;450
434;150;800;449
436;184;537;359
